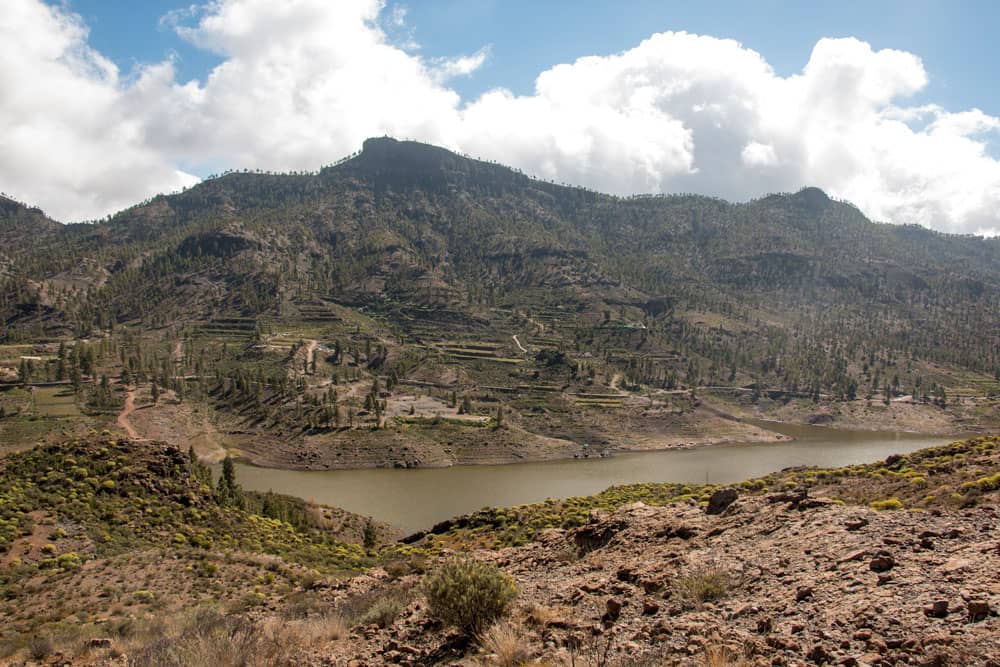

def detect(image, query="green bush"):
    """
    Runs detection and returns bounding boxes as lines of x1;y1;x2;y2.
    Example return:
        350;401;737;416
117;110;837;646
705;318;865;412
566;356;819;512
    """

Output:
422;557;516;635
358;593;406;628
55;552;82;569
869;497;904;511
972;472;1000;492
133;590;155;603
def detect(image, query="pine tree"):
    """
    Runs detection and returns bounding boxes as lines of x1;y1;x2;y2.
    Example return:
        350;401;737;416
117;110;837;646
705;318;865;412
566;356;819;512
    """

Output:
362;518;377;550
216;455;243;507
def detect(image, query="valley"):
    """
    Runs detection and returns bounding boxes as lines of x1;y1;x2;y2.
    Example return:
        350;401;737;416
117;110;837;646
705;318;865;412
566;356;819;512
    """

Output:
2;138;999;471
1;138;999;665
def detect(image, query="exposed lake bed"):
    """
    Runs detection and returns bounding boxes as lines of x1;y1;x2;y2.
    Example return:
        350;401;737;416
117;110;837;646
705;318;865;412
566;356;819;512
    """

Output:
223;421;963;532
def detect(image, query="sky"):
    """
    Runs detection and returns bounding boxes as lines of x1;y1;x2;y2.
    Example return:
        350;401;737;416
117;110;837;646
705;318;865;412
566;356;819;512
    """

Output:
1;1;999;236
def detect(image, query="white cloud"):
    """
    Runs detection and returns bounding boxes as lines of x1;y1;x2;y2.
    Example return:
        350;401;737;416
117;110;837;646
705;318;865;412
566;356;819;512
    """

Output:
0;0;197;220
741;142;779;167
136;0;464;179
430;47;490;83
1;0;999;236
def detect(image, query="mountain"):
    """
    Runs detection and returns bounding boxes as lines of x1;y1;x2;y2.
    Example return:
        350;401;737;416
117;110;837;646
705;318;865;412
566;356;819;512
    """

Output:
0;196;61;267
1;137;999;462
5;137;999;358
0;195;61;239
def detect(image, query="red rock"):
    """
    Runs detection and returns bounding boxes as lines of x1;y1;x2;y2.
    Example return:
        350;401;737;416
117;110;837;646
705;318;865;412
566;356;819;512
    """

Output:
838;549;867;564
966;600;992;621
923;600;948;618
807;644;832;664
869;555;895;572
602;597;623;624
706;488;739;515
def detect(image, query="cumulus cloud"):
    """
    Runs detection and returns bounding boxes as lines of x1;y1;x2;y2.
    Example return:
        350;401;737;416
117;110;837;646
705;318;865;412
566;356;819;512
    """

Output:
742;142;779;167
1;0;999;235
430;47;490;83
0;0;197;220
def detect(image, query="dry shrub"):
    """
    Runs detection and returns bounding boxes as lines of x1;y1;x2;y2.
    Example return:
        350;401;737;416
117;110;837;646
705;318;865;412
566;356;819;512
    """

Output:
260;614;346;650
280;590;327;619
524;604;564;629
26;635;54;661
703;642;753;667
383;554;429;579
338;584;411;629
124;608;305;667
563;632;666;667
17;626;89;663
479;620;531;667
551;545;580;564
357;593;406;628
675;564;731;606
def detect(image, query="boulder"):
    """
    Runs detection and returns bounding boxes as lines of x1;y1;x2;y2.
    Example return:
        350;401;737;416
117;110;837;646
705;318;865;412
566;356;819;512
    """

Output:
923;601;949;618
967;600;992;622
706;488;739;515
602;597;623;624
869;555;895;573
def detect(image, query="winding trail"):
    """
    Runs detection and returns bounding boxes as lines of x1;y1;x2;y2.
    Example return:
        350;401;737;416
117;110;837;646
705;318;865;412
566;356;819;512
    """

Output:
512;335;528;354
284;339;319;379
116;389;140;439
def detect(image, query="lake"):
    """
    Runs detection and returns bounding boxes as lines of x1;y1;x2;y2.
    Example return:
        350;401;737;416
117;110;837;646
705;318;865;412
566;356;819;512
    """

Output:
224;422;960;533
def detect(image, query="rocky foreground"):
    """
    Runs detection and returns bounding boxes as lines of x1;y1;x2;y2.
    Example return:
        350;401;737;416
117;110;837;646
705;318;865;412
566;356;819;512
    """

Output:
0;436;998;666
324;491;999;666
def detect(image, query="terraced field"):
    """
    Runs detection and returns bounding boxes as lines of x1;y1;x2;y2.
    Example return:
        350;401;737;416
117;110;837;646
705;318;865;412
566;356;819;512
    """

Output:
31;387;81;417
193;316;259;340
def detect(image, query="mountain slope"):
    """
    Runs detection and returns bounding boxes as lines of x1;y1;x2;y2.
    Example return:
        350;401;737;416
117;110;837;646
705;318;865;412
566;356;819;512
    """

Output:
1;138;998;462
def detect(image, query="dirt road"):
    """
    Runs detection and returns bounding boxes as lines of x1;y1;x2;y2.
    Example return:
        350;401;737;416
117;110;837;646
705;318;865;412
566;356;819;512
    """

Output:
116;389;140;439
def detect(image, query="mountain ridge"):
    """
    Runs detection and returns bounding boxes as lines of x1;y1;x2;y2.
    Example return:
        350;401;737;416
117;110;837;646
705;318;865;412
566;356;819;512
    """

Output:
1;137;998;465
4;136;995;241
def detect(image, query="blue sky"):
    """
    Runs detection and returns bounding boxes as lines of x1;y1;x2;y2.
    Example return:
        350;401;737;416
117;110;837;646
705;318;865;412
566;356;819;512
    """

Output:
63;0;998;117
4;0;999;235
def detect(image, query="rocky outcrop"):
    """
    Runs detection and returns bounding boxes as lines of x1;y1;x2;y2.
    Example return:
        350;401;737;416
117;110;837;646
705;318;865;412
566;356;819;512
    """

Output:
325;495;1000;665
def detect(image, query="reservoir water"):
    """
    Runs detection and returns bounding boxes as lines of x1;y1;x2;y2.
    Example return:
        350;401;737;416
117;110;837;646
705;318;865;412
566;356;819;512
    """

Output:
226;422;960;533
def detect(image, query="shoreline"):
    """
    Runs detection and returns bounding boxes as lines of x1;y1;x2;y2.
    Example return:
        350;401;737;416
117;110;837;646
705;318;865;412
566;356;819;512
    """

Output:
208;393;996;472
219;428;970;535
216;418;967;472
